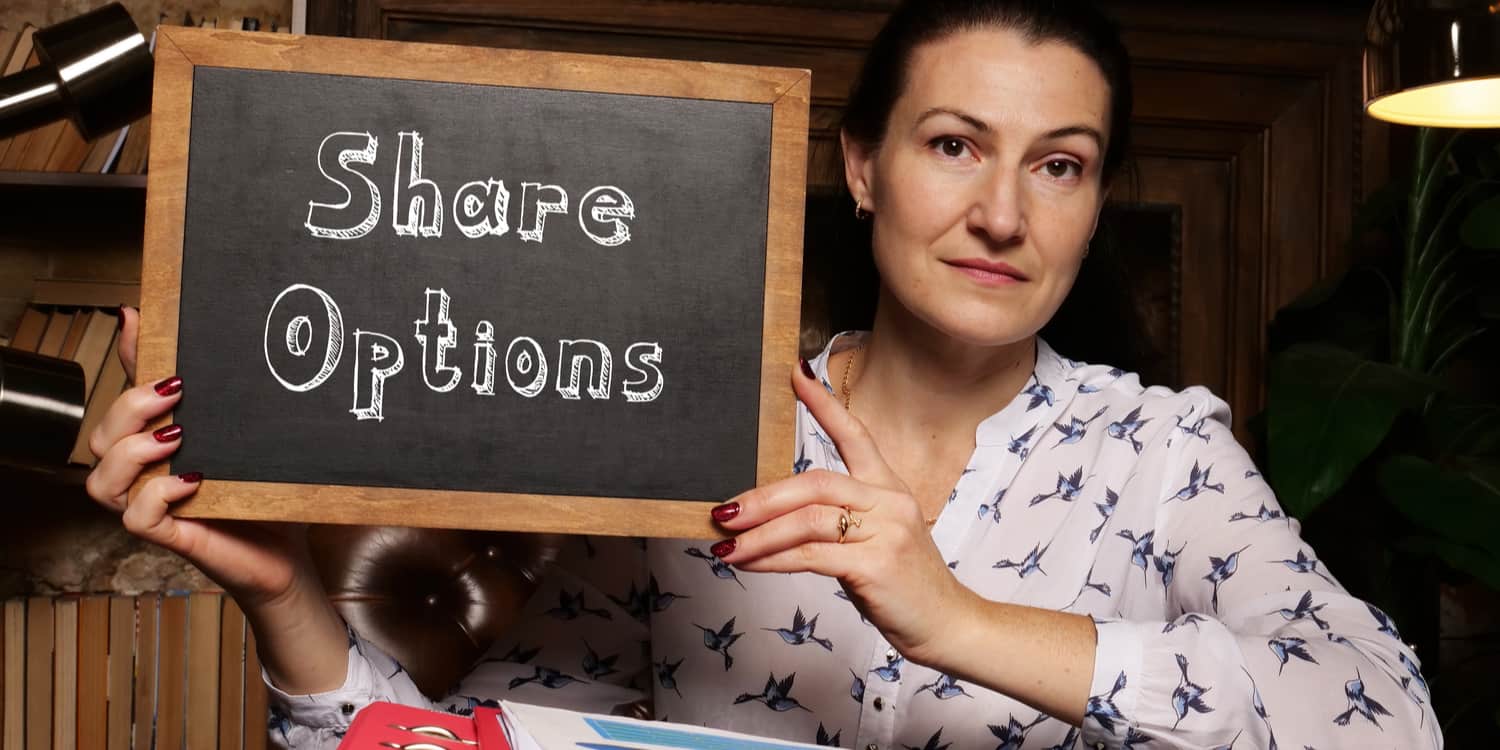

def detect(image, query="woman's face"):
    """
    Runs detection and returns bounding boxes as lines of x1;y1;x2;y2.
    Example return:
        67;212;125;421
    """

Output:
845;27;1112;348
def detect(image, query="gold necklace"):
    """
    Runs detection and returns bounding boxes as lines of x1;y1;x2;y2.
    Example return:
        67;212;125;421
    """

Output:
839;343;940;527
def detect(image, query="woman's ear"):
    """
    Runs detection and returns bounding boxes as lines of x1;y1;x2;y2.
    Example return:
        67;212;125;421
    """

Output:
841;129;876;211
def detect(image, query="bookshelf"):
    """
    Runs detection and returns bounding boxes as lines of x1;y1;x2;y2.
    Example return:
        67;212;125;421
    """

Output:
0;170;145;189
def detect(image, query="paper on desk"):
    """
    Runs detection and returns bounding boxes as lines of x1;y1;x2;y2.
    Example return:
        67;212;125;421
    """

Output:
497;700;825;750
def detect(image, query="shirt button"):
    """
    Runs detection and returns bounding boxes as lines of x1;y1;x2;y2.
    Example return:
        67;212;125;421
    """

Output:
872;697;884;711
885;648;898;661
1094;743;1105;750
339;702;355;716
866;744;879;750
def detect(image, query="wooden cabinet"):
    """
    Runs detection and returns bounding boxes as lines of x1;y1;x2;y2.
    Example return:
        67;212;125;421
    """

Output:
308;0;1387;441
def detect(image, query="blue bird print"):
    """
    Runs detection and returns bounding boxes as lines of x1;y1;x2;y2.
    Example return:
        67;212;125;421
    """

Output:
1023;380;1055;411
646;574;689;611
1172;411;1212;444
545;589;612;621
1242;667;1279;750
387;660;407;680
1275;550;1336;585
1105;406;1152;454
655;657;683;698
870;654;904;682
1210;729;1243;750
1051;405;1109;447
1161;613;1207;634
581;640;619;680
1170;653;1213;729
1367;603;1402;640
695;616;744;671
1066;562;1112;609
1327;632;1358;650
508;665;582;690
684;546;747;589
916;673;973;700
269;706;294;745
1008;425;1039;460
1268;636;1318;674
807;427;846;470
490;643;540;664
1118;529;1155;585
793;444;812;474
1334;668;1393;728
734;672;811;712
816;723;842;747
1122;727;1154;749
1275;591;1331;630
1030;468;1088;506
1089;487;1120;542
993;542;1050;578
1074;366;1125;393
987;712;1047;750
977;489;1004;524
1203;544;1251;613
607;582;650;622
902;728;951;750
1399;652;1430;698
1229;503;1285;524
764;607;834;651
1085;671;1128;734
1163;461;1226;504
848;669;865;703
1154;540;1187;588
1041;726;1079;750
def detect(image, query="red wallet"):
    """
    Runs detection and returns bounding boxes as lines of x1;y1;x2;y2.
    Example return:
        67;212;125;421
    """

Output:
338;701;510;749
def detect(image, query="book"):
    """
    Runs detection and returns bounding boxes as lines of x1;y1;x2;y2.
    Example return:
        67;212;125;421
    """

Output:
51;598;77;750
185;592;222;749
68;310;118;397
498;701;823;750
76;596;109;750
111;28;158;174
9;306;47;351
131;595;159;750
69;331;127;467
43;120;90;173
0;50;40;170
31;279;141;308
79;126;127;174
36;309;75;357
24;598;51;749
0;29;20;73
3;600;23;750
106;597;134;750
58;309;89;359
0;27;36;163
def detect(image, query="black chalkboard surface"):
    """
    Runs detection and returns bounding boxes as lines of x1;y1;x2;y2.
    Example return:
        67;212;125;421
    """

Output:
135;28;809;538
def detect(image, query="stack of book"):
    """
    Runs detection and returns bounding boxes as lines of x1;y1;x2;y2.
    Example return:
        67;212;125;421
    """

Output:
5;280;140;467
0;12;292;177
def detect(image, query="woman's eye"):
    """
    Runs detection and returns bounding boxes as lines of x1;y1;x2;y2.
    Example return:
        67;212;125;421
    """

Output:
1042;159;1081;179
934;138;969;159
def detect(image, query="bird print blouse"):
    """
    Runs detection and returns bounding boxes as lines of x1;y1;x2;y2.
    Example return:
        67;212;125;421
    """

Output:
267;333;1442;750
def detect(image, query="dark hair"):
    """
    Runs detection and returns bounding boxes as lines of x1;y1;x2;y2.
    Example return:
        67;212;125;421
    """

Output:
842;0;1134;182
813;0;1156;375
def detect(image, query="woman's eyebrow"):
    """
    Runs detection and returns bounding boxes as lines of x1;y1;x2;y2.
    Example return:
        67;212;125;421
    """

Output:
915;107;990;133
1042;125;1104;148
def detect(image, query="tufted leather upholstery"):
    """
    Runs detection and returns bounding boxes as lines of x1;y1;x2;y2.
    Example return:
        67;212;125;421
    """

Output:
306;525;555;698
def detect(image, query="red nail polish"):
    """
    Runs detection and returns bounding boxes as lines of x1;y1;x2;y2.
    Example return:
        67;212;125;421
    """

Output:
800;358;815;380
152;424;182;442
710;538;737;558
178;471;202;483
711;502;741;523
154;376;183;397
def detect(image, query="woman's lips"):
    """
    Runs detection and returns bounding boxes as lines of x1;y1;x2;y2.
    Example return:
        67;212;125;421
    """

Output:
943;259;1028;286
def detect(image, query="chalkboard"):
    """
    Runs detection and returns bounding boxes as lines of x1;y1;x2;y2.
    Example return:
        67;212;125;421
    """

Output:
134;28;809;539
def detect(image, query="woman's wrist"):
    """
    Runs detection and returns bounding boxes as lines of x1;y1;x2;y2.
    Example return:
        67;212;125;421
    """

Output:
244;577;352;694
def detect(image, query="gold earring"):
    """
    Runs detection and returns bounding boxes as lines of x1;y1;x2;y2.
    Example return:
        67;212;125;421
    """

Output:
854;200;871;220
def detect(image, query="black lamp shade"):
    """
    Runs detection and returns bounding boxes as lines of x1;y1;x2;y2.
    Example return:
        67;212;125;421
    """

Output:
0;3;152;141
1365;0;1500;127
0;347;86;467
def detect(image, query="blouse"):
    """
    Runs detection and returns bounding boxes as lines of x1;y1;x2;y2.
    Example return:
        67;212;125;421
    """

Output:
267;332;1442;750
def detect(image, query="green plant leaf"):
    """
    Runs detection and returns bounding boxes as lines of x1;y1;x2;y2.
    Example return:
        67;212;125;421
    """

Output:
1461;194;1500;250
1425;400;1500;461
1400;536;1500;592
1380;455;1500;557
1267;344;1440;518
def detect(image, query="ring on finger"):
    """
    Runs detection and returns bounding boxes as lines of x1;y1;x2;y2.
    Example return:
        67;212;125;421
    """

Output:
836;506;862;543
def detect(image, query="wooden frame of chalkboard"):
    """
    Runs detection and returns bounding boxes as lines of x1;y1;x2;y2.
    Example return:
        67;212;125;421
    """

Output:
133;27;809;540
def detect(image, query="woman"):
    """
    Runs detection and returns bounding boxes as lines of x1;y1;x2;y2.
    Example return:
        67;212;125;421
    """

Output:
87;1;1441;748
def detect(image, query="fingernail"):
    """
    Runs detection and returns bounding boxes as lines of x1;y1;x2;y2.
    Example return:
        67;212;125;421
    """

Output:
710;538;737;558
799;358;815;380
152;424;182;442
178;471;202;483
116;306;125;331
711;502;741;523
154;376;182;397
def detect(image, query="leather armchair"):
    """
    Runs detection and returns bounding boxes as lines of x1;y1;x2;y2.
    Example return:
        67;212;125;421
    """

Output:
306;525;552;698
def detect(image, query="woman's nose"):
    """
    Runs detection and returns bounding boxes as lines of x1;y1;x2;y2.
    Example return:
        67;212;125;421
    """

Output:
967;167;1027;244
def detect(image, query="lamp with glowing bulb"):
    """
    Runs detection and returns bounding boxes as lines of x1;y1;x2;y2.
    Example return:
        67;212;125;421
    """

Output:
1365;0;1500;128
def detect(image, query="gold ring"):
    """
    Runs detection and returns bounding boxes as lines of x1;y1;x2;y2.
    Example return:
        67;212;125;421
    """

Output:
836;506;862;543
